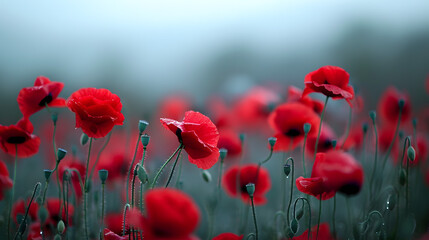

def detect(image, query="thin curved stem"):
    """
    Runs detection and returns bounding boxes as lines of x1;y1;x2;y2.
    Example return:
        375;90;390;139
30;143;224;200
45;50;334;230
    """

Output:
369;118;378;196
13;182;41;240
122;204;130;236
332;195;337;238
165;147;183;188
126;133;142;203
381;109;402;172
150;145;183;189
84;137;93;240
302;133;308;178
293;197;312;240
89;131;112;180
285;157;294;225
313;96;329;161
316;196;322;240
250;196;258;240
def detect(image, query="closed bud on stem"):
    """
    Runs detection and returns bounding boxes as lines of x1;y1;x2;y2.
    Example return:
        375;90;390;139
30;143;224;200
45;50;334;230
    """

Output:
399;168;407;186
54;234;62;240
407;146;416;162
246;183;255;197
202;170;212;183
137;165;148;184
268;137;277;148
44;170;53;182
98;169;108;184
219;148;227;161
141;134;150;147
399;131;404;140
239;133;246;144
57;220;65;234
362;123;368;134
51;112;58;125
138;120;149;134
386;194;397;210
412;118;417;129
38;206;49;224
398;99;405;110
57;148;67;162
369;111;376;122
283;164;291;176
290;218;299;234
331;139;337;149
80;133;89;146
303;123;311;134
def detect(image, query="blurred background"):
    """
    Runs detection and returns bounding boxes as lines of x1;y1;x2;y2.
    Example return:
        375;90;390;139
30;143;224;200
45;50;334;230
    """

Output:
1;0;429;123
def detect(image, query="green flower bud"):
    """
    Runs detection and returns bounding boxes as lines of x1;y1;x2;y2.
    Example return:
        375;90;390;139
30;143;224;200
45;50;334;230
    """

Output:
268;137;277;148
290;218;299;234
303;123;311;134
407;146;416;162
398;99;405;110
137;165;148;184
283;164;291;177
399;131;404;140
331;139;337;149
296;206;304;220
219;148;228;161
399;168;407;186
412;118;417;129
246;183;255;197
44;169;53;182
80;133;89;146
386;194;397;211
141;134;150;147
202;170;212;183
51;112;58;125
38;206;49;224
369;111;376;122
239;133;245;143
85;179;92;192
138;120;149;134
57;220;65;234
362;123;368;134
54;234;62;240
98;170;108;184
57;148;67;162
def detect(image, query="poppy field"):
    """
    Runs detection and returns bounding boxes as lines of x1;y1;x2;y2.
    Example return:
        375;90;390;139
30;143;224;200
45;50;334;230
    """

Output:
1;66;429;240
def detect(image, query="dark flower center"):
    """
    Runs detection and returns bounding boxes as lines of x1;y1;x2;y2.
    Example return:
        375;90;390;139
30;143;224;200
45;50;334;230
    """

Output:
7;136;27;144
240;185;248;193
322;139;332;149
285;128;301;137
175;128;183;144
38;93;53;106
339;182;361;195
324;80;329;84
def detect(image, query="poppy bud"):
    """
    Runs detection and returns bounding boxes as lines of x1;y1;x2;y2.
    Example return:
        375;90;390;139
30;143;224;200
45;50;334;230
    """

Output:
138;120;149;134
85;180;92;192
369;111;376;122
399;168;407;186
386;194;396;210
399;131;404;140
44;169;52;182
303;123;311;134
296;206;304;220
98;169;108;184
51;112;58;125
38;206;49;224
268;137;277;148
137;165;149;184
398;99;405;110
219;148;228;161
412;118;417;129
57;148;67;162
141;134;150;147
54;234;62;240
362;123;368;134
80;133;89;146
283;164;291;176
246;183;255;197
407;146;416;162
290;218;299;234
57;220;65;234
239;133;246;143
331;139;337;148
202;170;212;183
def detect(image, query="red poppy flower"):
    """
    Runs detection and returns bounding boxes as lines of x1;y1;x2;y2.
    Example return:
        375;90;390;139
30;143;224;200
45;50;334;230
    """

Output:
128;188;200;240
58;158;86;200
213;233;244;240
0;118;40;157
105;213;128;236
378;87;411;125
17;76;66;118
291;223;334;240
341;123;364;151
0;160;13;200
207;96;236;130
45;198;75;226
296;150;363;200
302;66;354;106
12;199;39;224
222;164;271;205
306;125;336;156
398;136;428;166
103;229;128;240
160;111;220;170
67;88;124;138
268;103;320;152
287;86;324;114
217;129;242;158
96;152;129;183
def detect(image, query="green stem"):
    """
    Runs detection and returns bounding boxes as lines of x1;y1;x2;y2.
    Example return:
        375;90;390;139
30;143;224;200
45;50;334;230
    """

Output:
100;182;105;239
131;165;139;206
126;133;142;203
341;107;353;149
369;117;378;196
122;204;130;236
90;131;112;180
7;145;18;240
165;147;183;188
293;198;312;240
84;137;93;240
316;196;322;240
285;157;294;225
313;96;329;161
250;196;258;240
346;197;353;238
175;156;183;188
381;109;402;172
150;145;183;189
13;182;41;240
332;195;337;238
302;133;308;178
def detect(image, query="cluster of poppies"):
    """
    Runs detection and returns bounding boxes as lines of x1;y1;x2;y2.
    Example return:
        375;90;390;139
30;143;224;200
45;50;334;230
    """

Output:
0;66;428;240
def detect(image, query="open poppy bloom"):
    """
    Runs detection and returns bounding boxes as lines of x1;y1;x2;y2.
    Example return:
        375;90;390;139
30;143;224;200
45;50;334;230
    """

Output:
213;233;244;240
268;103;320;152
287;86;324;114
302;66;354;106
160;111;220;170
128;188;200;240
378;87;411;125
0;160;13;200
17;76;66;118
217;129;242;158
12;199;38;224
67;88;124;138
222;164;271;205
0;118;40;157
291;223;335;240
296;150;363;200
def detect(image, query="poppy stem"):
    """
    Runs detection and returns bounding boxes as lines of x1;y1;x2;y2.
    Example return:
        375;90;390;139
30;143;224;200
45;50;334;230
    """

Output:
285;157;294;225
293;197;312;240
381;108;402;173
165;147;183;188
131;165;139;206
332;195;337;238
313;96;329;161
122;204;130;236
13;182;41;240
249;196;258;240
369;112;378;197
7;145;18;240
84;137;93;240
150;144;183;189
89;131;112;180
302;131;308;178
341;106;353;149
398;137;411;210
346;197;353;238
316;195;322;240
126;132;142;203
175;156;183;188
